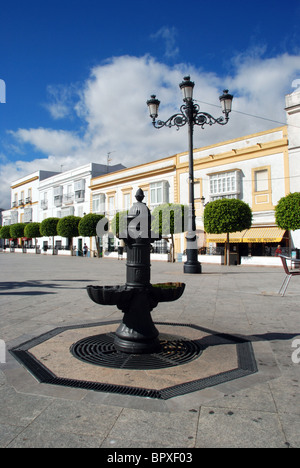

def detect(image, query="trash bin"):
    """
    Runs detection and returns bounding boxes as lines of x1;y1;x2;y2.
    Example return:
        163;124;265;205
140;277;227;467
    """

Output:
118;246;124;259
229;252;238;265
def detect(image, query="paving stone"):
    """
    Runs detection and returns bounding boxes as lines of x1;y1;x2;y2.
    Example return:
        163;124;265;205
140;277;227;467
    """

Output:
106;408;199;447
1;253;300;448
23;399;123;437
7;427;103;448
195;407;287;448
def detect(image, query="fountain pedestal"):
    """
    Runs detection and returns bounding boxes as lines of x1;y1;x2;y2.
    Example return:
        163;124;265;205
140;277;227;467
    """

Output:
87;189;185;354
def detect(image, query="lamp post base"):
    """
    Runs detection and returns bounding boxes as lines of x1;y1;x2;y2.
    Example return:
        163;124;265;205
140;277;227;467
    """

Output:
184;261;202;274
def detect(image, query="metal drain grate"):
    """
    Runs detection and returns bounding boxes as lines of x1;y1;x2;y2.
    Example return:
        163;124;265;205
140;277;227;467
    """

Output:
9;321;258;400
70;333;203;370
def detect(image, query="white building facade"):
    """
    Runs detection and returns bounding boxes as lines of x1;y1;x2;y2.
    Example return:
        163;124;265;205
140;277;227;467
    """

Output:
285;88;300;249
2;90;299;264
2;170;59;227
37;163;125;253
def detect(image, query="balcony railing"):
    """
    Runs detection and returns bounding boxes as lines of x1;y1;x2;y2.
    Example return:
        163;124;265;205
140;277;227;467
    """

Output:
63;193;74;204
41;200;48;210
74;190;85;202
54;195;63;207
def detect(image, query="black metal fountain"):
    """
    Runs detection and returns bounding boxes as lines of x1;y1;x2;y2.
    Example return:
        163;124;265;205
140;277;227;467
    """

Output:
86;188;185;354
9;188;257;398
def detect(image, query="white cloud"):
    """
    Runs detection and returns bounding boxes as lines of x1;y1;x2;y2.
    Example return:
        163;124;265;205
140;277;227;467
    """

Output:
1;51;300;209
45;83;80;120
150;26;180;59
12;128;84;156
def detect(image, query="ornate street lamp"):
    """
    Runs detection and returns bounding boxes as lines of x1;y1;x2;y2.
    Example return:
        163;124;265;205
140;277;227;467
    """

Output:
147;76;233;274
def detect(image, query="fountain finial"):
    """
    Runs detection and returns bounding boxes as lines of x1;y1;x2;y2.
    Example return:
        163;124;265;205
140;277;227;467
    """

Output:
135;188;144;202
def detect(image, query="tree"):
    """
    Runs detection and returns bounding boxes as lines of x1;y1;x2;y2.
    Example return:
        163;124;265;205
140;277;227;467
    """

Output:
10;223;26;243
204;198;252;265
0;225;11;246
109;211;128;255
40;218;59;255
0;225;11;240
151;203;188;262
57;216;81;255
275;192;300;231
78;213;106;257
24;222;41;253
110;211;128;238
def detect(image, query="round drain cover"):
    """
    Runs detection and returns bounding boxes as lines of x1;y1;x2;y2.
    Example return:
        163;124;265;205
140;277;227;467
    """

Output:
70;332;203;370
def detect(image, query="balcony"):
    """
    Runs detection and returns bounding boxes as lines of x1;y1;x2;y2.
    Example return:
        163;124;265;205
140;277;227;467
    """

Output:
18;200;25;207
41;200;48;210
75;190;85;203
25;197;32;205
63;193;74;205
23;208;32;223
54;195;63;207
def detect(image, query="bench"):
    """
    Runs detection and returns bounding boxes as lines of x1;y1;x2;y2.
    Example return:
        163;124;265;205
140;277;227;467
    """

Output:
278;255;300;296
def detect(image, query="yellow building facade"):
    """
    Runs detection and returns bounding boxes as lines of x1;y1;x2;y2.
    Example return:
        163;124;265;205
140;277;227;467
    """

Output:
90;125;290;265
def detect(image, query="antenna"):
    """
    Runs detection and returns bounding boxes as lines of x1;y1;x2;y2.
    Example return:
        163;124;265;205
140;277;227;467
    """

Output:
107;151;116;171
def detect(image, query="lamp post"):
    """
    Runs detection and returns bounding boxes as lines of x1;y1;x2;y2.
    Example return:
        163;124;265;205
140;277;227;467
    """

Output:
147;76;233;274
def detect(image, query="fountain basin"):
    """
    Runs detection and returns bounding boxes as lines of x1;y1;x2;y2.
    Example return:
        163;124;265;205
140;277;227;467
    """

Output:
87;285;133;307
151;282;185;302
87;282;185;307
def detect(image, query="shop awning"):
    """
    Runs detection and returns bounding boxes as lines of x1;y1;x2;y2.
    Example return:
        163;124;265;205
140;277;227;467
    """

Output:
206;230;247;243
242;227;286;243
206;227;286;244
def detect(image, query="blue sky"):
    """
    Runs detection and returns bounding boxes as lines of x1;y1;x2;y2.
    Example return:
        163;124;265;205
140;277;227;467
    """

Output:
1;0;300;207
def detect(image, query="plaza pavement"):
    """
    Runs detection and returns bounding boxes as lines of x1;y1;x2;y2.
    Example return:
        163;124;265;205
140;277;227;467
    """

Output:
0;252;299;449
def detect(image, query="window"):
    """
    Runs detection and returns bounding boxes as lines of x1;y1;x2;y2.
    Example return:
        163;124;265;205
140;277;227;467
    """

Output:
23;208;32;223
92;194;105;214
61;206;74;216
19;191;25;205
92;195;100;213
209;171;240;201
54;186;63;207
252;166;272;211
74;180;85;202
41;192;48;210
63;185;74;203
75;190;85;202
77;206;84;217
123;193;131;210
27;188;32;204
194;181;201;199
254;169;269;192
11;211;18;224
150;181;169;206
108;196;115;216
143;190;149;206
